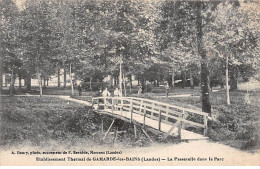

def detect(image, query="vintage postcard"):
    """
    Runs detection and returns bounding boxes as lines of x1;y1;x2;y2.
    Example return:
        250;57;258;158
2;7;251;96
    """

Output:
0;0;259;166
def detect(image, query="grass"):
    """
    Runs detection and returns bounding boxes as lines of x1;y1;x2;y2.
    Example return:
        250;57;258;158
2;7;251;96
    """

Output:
0;96;176;150
137;89;260;151
1;85;259;151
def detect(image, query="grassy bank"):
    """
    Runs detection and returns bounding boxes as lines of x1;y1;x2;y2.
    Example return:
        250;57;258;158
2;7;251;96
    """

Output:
139;90;260;151
0;96;175;150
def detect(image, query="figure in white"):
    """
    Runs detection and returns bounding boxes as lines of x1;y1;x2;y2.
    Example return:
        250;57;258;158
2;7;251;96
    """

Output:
102;87;110;110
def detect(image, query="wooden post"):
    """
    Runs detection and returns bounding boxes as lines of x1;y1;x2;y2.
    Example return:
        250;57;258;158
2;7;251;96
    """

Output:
105;98;106;111
178;113;183;139
143;105;146;128
158;110;161;131
162;119;180;140
130;99;133;123
140;100;143;114
69;63;74;96
134;124;137;140
103;119;115;141
141;128;153;143
112;127;118;146
165;106;169;122
120;97;123;116
111;98;114;114
204;115;208;136
151;102;154;118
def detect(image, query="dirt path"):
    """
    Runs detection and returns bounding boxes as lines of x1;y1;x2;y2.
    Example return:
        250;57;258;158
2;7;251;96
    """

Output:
1;95;259;165
0;140;259;165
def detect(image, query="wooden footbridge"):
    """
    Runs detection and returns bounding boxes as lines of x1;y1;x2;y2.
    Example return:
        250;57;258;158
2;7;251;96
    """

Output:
92;97;209;141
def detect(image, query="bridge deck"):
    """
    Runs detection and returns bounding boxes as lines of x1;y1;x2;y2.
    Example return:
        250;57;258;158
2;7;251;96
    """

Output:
58;96;208;141
96;108;208;140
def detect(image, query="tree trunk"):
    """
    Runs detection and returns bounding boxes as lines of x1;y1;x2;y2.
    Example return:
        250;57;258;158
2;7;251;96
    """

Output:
47;78;49;86
141;76;145;93
5;73;8;87
129;75;132;94
123;74;126;96
19;74;22;89
0;71;2;94
220;76;224;88
90;77;92;92
196;1;211;114
226;55;230;105
114;76;117;86
190;70;194;89
63;67;66;88
129;75;132;88
119;61;123;96
110;76;114;87
37;69;43;96
26;75;31;92
69;63;74;96
167;75;172;87
181;70;186;88
230;65;238;91
57;65;60;87
43;78;46;88
10;68;14;96
172;71;175;88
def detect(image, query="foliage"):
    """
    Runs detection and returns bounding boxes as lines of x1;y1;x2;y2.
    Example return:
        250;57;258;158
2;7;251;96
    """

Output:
204;1;259;83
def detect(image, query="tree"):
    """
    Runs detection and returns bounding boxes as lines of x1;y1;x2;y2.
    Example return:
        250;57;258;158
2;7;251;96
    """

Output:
19;0;54;96
0;0;21;95
204;1;259;104
156;1;212;113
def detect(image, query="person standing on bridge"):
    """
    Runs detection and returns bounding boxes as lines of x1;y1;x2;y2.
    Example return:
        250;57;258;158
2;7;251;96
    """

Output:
114;87;121;97
102;87;110;110
113;87;121;110
102;87;111;97
137;85;142;96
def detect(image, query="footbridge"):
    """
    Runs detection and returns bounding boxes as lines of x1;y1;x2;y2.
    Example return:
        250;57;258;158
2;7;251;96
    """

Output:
92;97;209;141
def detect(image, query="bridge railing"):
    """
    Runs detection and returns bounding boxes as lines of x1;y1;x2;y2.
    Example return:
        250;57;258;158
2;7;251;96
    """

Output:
92;96;208;136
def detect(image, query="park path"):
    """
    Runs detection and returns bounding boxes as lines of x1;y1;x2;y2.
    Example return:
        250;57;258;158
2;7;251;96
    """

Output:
0;139;259;165
0;94;259;165
58;95;92;106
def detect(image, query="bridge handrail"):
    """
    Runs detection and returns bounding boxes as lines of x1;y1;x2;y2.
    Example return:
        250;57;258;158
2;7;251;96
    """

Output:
126;97;208;116
92;96;208;136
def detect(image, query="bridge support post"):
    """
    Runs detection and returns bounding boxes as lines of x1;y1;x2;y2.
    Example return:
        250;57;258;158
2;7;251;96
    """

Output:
178;113;184;139
103;119;115;141
162;119;180;140
104;97;107;111
141;128;153;143
133;124;137;140
101;117;104;133
112;127;118;146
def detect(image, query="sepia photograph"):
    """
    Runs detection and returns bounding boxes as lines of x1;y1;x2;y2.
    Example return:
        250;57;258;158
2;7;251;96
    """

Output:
0;0;259;166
